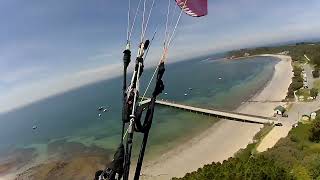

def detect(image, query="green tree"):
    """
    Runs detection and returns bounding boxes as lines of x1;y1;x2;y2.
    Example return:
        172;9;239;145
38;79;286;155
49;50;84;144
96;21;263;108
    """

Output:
293;76;304;83
309;118;320;143
310;88;319;99
289;81;303;91
294;70;302;77
286;90;295;99
312;54;320;68
174;154;294;180
294;66;303;73
312;70;320;78
308;155;320;179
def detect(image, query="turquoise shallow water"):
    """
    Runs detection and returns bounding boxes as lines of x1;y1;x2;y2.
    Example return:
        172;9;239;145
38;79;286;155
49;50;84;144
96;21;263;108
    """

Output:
0;55;277;163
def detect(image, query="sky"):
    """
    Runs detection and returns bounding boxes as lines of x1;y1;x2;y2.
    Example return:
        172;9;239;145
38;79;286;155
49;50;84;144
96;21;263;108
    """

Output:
0;0;320;113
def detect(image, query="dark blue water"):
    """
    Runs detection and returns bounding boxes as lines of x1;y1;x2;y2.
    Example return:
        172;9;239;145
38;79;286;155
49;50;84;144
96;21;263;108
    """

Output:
0;56;277;161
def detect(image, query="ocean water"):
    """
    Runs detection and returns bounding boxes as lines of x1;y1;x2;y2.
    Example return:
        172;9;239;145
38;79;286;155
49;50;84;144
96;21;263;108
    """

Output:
0;56;277;165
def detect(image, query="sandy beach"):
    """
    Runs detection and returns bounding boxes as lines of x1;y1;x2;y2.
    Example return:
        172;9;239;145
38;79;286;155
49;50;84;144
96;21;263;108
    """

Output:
140;55;293;180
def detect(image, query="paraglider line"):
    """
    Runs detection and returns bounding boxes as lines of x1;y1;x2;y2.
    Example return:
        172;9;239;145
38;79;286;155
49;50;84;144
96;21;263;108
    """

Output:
128;0;143;41
123;125;129;140
167;0;188;48
140;0;188;99
168;1;178;43
127;0;131;42
141;0;148;42
163;0;171;47
141;0;156;41
140;27;158;101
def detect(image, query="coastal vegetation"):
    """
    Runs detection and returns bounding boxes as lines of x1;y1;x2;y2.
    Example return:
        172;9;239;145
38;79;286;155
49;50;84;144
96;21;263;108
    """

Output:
295;88;318;101
312;69;319;78
287;65;304;100
173;151;292;180
175;114;320;180
310;88;319;99
309;116;320;143
229;42;320;64
313;79;320;91
296;89;310;98
230;42;320;101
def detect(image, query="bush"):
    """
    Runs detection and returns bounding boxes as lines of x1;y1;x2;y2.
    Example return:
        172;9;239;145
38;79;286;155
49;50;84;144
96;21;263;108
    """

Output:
294;70;302;77
306;154;320;179
175;155;294;180
310;88;318;98
286;90;295;99
293;66;303;73
289;81;303;91
312;55;320;67
309;118;320;143
292;76;304;83
312;70;320;78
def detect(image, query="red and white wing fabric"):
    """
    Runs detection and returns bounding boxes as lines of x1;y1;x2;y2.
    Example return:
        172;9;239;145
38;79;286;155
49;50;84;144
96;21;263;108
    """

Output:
175;0;208;17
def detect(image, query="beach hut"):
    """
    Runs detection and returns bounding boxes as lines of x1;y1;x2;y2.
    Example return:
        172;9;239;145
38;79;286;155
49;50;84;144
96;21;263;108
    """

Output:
274;105;286;115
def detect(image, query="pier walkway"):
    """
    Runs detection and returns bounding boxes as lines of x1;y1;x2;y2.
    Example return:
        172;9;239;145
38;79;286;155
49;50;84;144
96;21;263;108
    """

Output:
140;98;277;125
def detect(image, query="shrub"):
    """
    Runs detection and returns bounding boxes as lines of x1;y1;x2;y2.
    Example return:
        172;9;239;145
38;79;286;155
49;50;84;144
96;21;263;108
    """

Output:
310;155;320;179
309;118;320;143
312;70;320;78
310;88;318;98
294;70;302;77
289;81;303;91
175;155;293;180
292;76;303;83
312;55;320;67
293;66;303;73
286;90;295;99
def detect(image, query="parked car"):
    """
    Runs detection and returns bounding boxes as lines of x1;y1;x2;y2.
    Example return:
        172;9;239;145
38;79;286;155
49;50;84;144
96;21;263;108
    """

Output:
282;113;288;118
275;122;283;126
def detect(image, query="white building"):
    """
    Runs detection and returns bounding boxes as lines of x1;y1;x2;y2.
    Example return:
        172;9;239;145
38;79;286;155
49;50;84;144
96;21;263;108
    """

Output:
311;112;317;120
278;51;290;55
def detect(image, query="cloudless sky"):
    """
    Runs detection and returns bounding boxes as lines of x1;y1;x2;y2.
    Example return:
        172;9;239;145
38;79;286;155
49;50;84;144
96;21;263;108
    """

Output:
1;0;320;113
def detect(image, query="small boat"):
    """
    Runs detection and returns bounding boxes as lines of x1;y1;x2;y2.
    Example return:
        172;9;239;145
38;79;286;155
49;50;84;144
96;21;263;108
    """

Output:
103;108;108;112
218;77;222;80
184;93;188;96
98;106;105;111
98;113;102;117
188;87;193;90
164;92;168;95
32;125;37;130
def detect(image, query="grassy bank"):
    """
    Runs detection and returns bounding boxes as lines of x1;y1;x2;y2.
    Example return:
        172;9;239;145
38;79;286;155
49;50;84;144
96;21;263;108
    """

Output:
174;116;320;180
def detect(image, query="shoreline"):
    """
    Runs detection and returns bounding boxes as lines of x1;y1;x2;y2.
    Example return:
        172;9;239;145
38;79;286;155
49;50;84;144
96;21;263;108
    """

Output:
226;54;279;61
140;54;293;179
1;55;293;180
